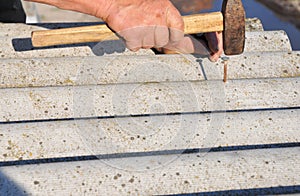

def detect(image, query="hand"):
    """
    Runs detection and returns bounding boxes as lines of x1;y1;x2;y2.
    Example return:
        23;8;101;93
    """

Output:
29;0;223;60
160;32;223;62
98;0;222;61
96;0;184;51
28;0;223;61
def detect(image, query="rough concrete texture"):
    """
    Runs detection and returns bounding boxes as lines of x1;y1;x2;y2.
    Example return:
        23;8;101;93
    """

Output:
0;109;299;162
0;19;299;195
1;52;299;88
0;77;299;122
245;18;264;32
1;148;299;195
244;31;292;52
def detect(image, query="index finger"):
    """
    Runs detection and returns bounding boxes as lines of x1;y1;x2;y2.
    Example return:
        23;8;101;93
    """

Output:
166;6;184;43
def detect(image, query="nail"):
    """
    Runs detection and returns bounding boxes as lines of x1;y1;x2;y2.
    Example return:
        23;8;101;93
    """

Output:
222;56;229;83
223;61;228;83
209;55;218;62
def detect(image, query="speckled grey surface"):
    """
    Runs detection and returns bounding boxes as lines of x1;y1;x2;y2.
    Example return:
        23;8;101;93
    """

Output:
0;52;299;88
244;31;292;52
1;147;299;195
203;51;300;80
0;78;299;122
0;20;299;195
0;55;203;88
0;109;299;162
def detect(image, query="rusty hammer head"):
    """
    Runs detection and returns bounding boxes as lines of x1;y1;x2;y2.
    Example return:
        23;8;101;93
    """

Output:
222;0;246;55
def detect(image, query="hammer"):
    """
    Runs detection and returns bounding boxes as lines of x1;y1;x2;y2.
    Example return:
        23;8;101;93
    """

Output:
31;0;245;55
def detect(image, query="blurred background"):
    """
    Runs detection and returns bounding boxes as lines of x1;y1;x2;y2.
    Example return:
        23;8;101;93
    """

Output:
22;0;300;50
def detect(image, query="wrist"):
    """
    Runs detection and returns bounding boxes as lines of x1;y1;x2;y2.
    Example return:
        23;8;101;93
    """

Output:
93;0;114;20
63;0;113;19
26;0;113;20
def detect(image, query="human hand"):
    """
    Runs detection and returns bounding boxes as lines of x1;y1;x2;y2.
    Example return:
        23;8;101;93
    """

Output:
96;0;184;51
96;0;222;61
160;32;223;62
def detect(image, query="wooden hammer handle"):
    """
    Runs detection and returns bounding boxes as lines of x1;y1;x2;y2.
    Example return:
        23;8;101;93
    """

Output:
31;12;223;47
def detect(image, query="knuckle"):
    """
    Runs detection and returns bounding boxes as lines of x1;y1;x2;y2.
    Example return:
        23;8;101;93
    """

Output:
155;38;169;48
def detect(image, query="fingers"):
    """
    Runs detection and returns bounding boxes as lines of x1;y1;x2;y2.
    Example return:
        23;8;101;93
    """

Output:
103;0;185;52
154;26;169;48
120;28;223;63
142;27;155;49
162;32;223;62
117;4;184;51
118;25;182;52
122;29;223;62
118;27;143;51
166;6;184;43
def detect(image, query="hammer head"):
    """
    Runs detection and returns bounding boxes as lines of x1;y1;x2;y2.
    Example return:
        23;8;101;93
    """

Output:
222;0;246;55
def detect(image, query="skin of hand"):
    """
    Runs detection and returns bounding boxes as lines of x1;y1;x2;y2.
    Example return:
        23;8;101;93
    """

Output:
99;0;185;51
162;32;223;62
97;0;223;61
25;0;223;61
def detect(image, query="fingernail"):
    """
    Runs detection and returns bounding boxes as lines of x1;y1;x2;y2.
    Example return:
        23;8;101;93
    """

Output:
209;56;218;62
129;48;140;52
